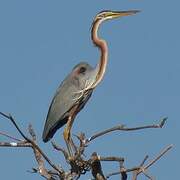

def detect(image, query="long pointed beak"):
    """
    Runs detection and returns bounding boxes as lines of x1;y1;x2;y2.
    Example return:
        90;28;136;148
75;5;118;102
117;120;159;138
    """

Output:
107;10;140;19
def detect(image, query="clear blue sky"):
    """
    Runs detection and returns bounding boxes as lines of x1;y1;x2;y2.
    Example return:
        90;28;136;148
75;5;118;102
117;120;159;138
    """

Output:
0;1;179;179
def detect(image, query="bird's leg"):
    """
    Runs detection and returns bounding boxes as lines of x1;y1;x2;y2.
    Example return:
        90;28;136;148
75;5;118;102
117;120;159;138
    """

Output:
69;135;77;154
63;116;77;157
63;125;73;157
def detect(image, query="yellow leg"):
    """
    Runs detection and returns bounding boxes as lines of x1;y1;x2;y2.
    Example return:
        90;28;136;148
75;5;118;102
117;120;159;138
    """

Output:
63;125;73;156
63;116;77;156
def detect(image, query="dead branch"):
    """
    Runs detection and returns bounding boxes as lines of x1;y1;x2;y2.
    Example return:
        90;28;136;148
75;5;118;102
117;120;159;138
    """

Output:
0;131;22;141
51;141;69;160
90;152;106;180
88;117;167;142
119;159;127;180
138;144;173;174
132;155;149;180
74;132;87;158
0;111;64;178
28;124;56;180
106;144;173;179
100;156;124;162
0;111;172;180
0;141;32;147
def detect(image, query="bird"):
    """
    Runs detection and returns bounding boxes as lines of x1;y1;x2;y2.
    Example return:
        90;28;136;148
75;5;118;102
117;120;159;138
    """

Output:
42;10;139;155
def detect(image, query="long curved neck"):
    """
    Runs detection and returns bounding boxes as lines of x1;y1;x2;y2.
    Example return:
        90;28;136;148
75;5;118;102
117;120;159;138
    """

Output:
91;19;108;89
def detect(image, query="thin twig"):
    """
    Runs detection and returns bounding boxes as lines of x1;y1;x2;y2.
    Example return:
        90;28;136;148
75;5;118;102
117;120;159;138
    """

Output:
143;171;154;180
74;132;87;158
51;141;69;160
28;168;59;179
0;131;22;142
140;155;149;166
28;124;36;141
142;144;173;172
0;112;27;140
106;167;140;179
100;156;124;162
106;171;121;179
132;155;149;180
88;117;167;142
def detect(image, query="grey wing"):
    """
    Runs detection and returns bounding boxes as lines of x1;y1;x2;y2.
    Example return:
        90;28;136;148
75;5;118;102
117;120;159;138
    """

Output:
42;76;79;142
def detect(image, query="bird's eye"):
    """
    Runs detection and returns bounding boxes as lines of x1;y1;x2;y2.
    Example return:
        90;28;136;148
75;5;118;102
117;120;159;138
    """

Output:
79;67;86;74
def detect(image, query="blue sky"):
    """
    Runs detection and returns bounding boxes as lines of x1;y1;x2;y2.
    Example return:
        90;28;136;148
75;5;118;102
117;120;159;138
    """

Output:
0;1;179;179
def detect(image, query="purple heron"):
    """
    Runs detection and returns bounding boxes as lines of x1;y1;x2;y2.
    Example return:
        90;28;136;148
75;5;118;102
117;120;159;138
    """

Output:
42;10;139;155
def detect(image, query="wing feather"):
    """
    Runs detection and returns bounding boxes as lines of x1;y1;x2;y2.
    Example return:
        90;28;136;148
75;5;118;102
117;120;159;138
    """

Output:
42;75;92;142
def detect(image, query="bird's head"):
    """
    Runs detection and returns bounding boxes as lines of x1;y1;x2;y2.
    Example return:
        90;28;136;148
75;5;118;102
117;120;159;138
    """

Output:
94;10;140;23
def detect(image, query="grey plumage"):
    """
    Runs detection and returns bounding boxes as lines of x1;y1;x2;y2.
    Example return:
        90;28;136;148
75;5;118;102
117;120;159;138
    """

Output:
42;62;95;142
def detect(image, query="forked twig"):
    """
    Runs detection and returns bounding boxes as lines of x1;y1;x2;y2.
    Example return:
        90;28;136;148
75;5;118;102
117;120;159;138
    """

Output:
141;144;173;172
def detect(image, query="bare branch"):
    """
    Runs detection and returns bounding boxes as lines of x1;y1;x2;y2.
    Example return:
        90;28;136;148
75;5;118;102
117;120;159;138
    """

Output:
51;141;69;160
90;152;106;180
142;144;173;172
0;112;28;140
132;155;149;180
28;168;59;179
106;171;121;179
0;141;32;147
119;160;127;180
142;171;154;180
100;156;124;162
106;144;172;180
88;117;167;142
106;167;140;179
27;125;54;180
0;111;172;180
140;155;149;166
32;145;53;179
0;131;22;142
0;112;64;177
74;132;88;158
28;124;36;141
